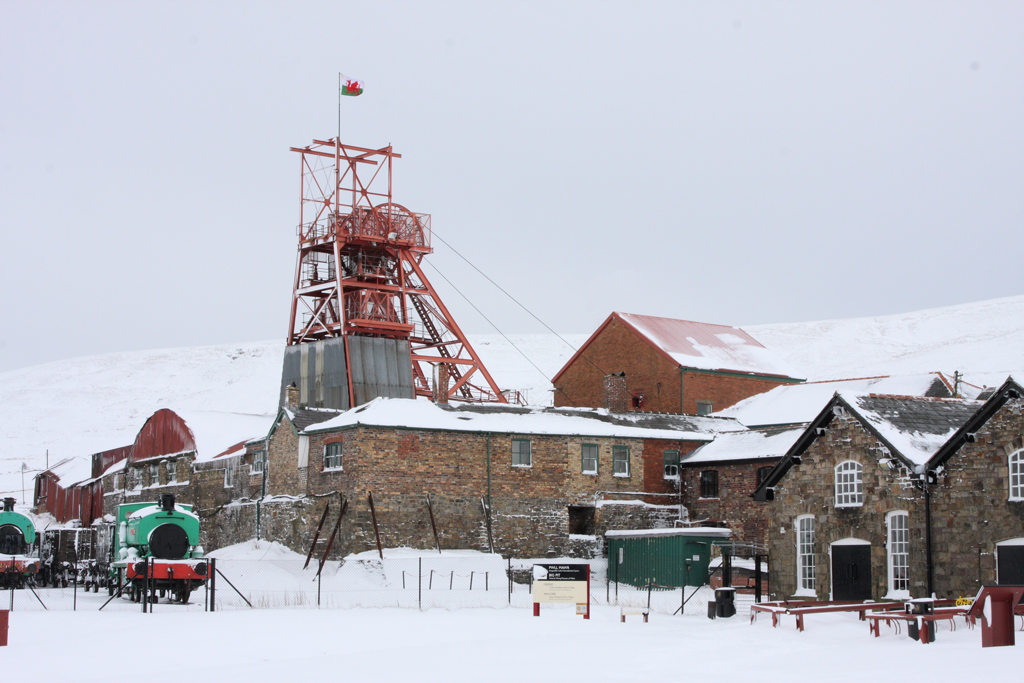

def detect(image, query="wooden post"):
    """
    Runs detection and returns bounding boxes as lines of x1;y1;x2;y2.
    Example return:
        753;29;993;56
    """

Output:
316;500;348;578
368;492;384;560
425;494;441;554
303;503;331;570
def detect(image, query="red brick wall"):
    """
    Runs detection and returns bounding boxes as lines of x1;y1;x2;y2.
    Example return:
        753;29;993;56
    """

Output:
554;317;682;413
642;438;702;502
680;459;779;545
681;371;791;415
554;316;795;414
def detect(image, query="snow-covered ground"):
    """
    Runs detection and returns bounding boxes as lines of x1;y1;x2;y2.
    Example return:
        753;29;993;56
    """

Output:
1;295;1021;502
5;605;1018;682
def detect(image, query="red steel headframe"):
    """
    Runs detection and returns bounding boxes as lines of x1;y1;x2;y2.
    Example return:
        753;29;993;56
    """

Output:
286;139;509;404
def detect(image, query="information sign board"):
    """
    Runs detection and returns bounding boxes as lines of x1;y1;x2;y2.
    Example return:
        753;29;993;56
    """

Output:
532;563;590;619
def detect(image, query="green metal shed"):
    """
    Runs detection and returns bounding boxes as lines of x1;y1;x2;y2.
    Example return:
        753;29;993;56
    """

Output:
605;527;732;588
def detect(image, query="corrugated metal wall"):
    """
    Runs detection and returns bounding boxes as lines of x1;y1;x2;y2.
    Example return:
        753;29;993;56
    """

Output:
280;336;414;410
607;534;716;588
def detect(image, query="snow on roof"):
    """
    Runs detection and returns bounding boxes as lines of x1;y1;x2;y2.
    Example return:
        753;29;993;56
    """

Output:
164;410;271;463
304;397;740;441
44;456;93;488
841;393;982;467
715;373;952;427
681;426;805;464
604;527;732;538
617;312;800;378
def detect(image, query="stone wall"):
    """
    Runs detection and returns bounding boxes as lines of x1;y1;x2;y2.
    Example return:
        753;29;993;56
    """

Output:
765;400;1024;601
928;398;1024;595
681;458;779;546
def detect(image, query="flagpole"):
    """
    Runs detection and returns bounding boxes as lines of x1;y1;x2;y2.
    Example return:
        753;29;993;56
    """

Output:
336;73;341;220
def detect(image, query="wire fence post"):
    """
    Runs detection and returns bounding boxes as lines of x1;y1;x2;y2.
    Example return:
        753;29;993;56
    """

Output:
317;569;322;607
73;567;77;611
508;557;512;604
418;557;422;611
209;558;216;612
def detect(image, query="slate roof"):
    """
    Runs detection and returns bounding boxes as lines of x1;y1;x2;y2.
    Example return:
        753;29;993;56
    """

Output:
441;402;739;434
847;394;981;466
285;407;343;432
681;426;805;464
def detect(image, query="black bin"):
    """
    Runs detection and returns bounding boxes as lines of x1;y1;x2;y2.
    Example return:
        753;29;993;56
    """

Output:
715;588;736;618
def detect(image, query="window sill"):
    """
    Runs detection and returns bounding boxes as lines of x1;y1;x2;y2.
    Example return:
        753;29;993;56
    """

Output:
512;464;532;469
697;497;720;501
1009;497;1024;503
792;588;817;598
834;503;864;509
884;590;911;600
664;475;680;481
581;470;598;476
323;466;343;473
613;473;630;478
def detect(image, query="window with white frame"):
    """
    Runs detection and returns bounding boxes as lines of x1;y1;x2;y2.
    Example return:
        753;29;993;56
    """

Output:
796;514;816;593
834;460;864;507
166;460;177;484
581;444;598;475
112;472;120;490
663;450;680;479
612;446;630;477
324;442;343;470
512;439;532;467
149;463;160;486
224;464;233;488
1010;449;1024;501
251;449;266;475
887;510;910;597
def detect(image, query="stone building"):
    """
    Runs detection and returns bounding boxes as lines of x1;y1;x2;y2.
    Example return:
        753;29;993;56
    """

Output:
753;377;1024;601
551;312;802;415
251;396;740;559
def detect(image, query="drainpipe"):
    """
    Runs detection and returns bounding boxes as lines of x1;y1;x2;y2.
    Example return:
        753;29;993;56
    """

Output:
679;366;685;415
924;475;933;597
486;433;492;514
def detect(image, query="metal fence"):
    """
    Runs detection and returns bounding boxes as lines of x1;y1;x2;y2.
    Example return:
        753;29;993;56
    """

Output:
3;554;758;616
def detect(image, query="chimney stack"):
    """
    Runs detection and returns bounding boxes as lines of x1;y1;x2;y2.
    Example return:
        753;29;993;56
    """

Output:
436;364;450;404
285;382;300;409
603;373;628;413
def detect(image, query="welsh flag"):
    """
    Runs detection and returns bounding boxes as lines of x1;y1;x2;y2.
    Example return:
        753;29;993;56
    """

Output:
341;76;365;97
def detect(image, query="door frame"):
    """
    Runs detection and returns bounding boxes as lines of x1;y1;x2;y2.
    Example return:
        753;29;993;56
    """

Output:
829;537;871;601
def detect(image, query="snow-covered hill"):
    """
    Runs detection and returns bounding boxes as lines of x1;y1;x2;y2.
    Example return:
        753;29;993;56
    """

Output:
0;295;1020;502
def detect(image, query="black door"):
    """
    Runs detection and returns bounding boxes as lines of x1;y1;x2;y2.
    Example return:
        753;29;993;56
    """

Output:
997;544;1024;585
833;544;872;601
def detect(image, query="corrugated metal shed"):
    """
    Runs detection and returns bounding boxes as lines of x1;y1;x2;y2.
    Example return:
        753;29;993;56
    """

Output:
605;527;731;588
280;336;414;411
128;408;195;463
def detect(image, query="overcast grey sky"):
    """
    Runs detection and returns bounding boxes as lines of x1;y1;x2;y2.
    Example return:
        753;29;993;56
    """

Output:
1;1;1021;373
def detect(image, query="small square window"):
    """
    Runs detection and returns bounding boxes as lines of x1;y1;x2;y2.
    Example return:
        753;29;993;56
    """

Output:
149;463;160;486
612;446;630;477
324;442;343;470
700;470;719;498
581;444;598;475
663;450;680;479
224;465;233;488
512;439;532;467
166;460;177;484
696;401;714;416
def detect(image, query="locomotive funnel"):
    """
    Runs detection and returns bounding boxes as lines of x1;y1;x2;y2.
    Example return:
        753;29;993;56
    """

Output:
2;498;14;512
160;493;176;512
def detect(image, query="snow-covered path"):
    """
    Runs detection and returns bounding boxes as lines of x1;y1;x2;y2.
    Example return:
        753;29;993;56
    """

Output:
3;605;1017;682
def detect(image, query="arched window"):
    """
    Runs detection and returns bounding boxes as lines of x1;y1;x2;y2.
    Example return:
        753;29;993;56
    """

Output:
796;514;816;594
1010;449;1024;501
886;510;910;598
835;461;864;507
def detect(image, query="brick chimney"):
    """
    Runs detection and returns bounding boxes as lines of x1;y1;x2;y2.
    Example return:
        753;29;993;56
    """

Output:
603;372;628;413
285;382;301;409
436;364;450;404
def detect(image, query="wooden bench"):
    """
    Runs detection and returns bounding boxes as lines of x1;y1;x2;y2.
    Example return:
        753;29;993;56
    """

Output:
621;606;649;623
750;600;905;631
865;607;969;644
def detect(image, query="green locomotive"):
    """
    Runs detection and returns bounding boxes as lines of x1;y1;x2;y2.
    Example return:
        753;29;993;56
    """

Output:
107;493;207;603
0;497;39;588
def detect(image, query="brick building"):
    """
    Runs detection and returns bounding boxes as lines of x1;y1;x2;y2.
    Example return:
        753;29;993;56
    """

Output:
551;312;802;415
753;377;1024;601
249;396;741;559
